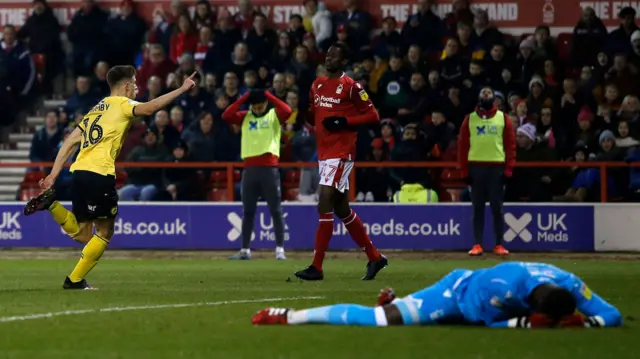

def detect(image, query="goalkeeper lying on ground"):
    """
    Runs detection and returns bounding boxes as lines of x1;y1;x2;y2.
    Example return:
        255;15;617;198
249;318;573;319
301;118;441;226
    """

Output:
253;262;622;328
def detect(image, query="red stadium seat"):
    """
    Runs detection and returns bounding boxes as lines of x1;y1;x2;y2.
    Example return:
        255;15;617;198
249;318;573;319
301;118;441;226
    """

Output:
556;33;572;62
210;170;227;185
20;186;40;201
440;168;465;182
208;188;228;201
234;170;242;182
284;188;299;201
441;141;458;162
24;171;46;184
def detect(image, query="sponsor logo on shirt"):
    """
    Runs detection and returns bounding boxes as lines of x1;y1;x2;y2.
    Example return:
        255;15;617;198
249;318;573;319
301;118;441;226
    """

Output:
315;94;342;108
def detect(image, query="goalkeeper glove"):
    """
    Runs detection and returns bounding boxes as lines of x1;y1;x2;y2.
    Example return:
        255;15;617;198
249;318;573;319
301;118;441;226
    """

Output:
323;116;348;132
377;288;396;306
558;313;586;328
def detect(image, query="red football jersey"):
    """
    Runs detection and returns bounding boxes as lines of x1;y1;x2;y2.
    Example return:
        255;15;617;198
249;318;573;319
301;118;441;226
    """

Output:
310;73;376;160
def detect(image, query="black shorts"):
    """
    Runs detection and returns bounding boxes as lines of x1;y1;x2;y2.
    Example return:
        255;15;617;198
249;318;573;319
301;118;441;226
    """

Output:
71;170;118;222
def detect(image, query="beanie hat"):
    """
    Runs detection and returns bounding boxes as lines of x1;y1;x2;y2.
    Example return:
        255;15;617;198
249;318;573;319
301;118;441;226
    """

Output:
516;123;536;141
577;107;594;122
599;130;615;144
529;76;545;91
520;37;535;50
632;30;640;43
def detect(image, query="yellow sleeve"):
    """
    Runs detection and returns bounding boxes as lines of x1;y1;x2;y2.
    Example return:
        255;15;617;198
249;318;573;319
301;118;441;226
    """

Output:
120;98;140;119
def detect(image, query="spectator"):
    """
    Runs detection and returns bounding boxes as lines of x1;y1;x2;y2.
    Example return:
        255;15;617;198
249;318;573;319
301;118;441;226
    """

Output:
380;119;396;152
17;0;63;96
136;44;176;96
517;37;537;85
441;86;467;130
424;70;444;112
176;74;211;124
571;6;608;67
193;0;217;30
217;72;241;104
608;6;638;55
527;76;552;116
150;1;188;55
162;140;197;200
119;129;169;201
271;31;294;72
287;14;307;45
92;61;110;98
138;76;164;104
494;91;507;112
246;13;277;61
439;38;465;87
372;17;400;61
290;123;317;201
203;15;242;74
303;33;325;63
104;0;146;67
170;105;185;132
389;123;429;188
169;14;198;64
287;45;315;102
302;0;332;50
456;21;480;62
444;0;474;34
284;90;301;139
397;72;428;125
233;0;261;33
335;25;355;56
400;0;443;53
485;44;508;86
537;106;556;149
542;59;559;90
117;117;147;161
29;110;63;164
606;53;639;96
597;83;621;128
181;111;224;162
194;26;214;67
506;123;555;201
531;26;557;62
271;73;288;100
152;109;180;149
226;42;256;82
332;0;372;51
67;0;109;76
462;60;490;101
472;9;503;52
576;107;599;150
378;53;410;118
426;111;455;152
65;76;99;120
356;138;392;202
0;24;36;101
616;119;640;149
204;73;217;95
242;70;259;94
405;45;426;75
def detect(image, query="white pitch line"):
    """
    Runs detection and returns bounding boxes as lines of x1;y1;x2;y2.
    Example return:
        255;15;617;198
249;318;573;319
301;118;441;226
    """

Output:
0;296;324;323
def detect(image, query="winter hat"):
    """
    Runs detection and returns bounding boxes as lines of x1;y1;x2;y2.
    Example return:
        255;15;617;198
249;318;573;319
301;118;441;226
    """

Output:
599;130;615;144
520;37;535;50
632;30;640;43
494;91;505;102
577;106;594;122
529;76;545;91
516;123;536;141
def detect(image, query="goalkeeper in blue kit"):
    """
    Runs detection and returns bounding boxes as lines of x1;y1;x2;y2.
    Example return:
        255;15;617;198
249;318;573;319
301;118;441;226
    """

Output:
253;262;622;328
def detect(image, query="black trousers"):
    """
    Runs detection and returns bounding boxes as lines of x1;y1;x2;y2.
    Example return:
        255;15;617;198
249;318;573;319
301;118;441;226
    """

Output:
469;164;505;246
240;167;285;249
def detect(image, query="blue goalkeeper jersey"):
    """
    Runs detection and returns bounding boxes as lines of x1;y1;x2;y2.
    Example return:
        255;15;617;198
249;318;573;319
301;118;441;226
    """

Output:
453;262;621;327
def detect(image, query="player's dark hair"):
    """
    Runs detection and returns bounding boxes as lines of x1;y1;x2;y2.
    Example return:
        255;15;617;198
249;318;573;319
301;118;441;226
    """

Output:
332;42;351;62
3;24;16;31
106;65;136;88
529;283;576;321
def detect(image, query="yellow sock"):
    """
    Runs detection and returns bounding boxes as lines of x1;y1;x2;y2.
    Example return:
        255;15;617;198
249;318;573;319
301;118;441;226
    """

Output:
48;201;80;238
68;234;109;282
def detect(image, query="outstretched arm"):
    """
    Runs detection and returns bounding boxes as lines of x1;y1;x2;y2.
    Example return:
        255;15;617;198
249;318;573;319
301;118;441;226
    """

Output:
134;72;197;116
574;284;622;327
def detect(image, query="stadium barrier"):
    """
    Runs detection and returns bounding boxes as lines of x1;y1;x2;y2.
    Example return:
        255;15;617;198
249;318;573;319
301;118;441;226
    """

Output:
0;201;638;252
4;160;638;202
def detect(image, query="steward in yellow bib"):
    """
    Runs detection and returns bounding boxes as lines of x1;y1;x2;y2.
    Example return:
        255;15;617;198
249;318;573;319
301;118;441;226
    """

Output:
458;87;516;257
392;183;439;203
222;89;293;260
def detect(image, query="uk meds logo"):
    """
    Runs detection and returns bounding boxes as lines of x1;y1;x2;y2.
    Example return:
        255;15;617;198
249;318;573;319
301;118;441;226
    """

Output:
0;212;21;240
504;213;533;242
504;212;569;243
227;212;254;242
227;212;289;242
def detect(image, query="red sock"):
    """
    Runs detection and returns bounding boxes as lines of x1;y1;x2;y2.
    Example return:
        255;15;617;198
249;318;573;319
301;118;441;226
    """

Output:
341;210;381;262
311;213;334;271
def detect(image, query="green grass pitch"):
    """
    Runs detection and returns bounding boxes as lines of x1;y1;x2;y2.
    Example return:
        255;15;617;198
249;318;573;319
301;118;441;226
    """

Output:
0;251;637;359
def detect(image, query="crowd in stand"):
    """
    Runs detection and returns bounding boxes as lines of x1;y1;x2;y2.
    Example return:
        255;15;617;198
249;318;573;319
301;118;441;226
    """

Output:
2;0;640;202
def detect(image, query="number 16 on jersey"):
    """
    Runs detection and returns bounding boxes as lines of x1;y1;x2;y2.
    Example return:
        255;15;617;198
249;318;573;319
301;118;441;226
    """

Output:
81;114;104;148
